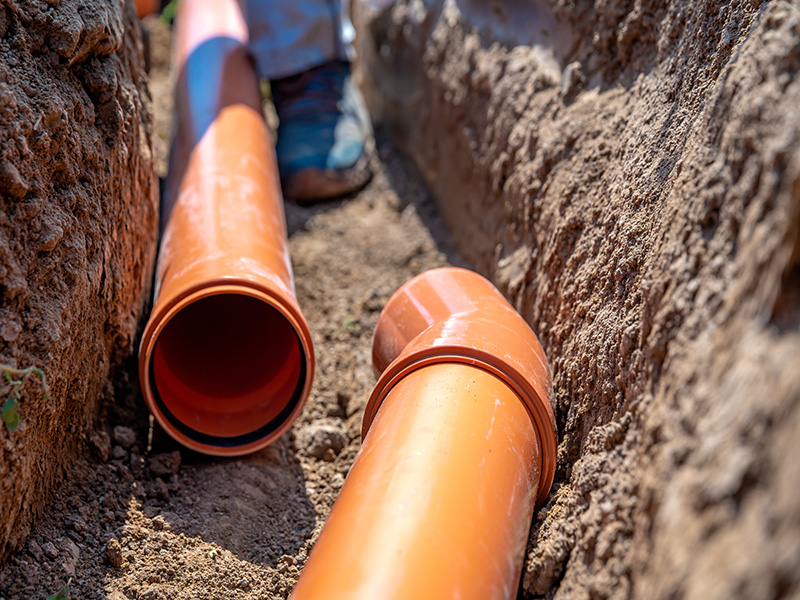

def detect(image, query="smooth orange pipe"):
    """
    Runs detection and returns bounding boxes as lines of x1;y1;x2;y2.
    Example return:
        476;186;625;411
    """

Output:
138;0;314;456
291;267;556;600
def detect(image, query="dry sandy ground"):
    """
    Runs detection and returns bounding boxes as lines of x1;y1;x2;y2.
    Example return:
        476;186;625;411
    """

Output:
0;17;466;600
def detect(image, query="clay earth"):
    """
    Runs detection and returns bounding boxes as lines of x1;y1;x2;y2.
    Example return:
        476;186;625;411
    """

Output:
0;0;799;599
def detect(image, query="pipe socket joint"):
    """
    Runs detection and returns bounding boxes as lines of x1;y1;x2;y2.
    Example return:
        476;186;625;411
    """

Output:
368;267;556;504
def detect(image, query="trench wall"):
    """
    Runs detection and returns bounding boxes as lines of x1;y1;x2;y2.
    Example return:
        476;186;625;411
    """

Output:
354;1;800;597
0;0;157;562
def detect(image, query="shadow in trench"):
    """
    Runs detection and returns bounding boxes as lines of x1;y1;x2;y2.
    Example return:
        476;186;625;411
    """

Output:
132;431;315;568
372;127;470;271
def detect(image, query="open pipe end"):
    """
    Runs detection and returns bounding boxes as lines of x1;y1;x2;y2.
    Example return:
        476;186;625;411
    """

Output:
140;288;313;456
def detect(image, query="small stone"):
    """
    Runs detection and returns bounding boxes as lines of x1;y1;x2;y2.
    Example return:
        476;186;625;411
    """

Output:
298;419;347;460
237;578;252;591
326;390;350;418
27;539;43;561
151;515;170;531
561;61;586;101
105;537;123;567
0;160;29;198
336;390;350;411
279;554;294;565
89;431;111;462
41;541;58;559
62;538;80;575
66;515;87;533
326;402;345;418
146;478;169;501
112;445;127;460
113;426;136;449
149;451;181;477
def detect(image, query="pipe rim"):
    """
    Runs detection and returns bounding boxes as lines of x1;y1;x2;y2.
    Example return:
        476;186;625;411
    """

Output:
364;346;557;507
139;280;314;456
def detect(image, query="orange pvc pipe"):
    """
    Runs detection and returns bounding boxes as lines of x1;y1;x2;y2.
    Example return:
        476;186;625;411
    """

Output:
291;267;556;600
138;0;314;456
134;0;159;19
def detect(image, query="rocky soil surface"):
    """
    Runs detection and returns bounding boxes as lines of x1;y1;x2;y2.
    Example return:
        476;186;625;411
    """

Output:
355;0;800;598
0;0;157;565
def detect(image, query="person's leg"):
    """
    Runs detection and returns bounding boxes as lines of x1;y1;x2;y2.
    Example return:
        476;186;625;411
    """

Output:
244;0;372;203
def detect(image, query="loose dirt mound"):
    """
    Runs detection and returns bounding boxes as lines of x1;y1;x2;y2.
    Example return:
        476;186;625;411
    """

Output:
0;0;157;564
355;0;800;598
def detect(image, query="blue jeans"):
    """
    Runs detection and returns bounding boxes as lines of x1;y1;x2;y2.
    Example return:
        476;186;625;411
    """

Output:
244;0;355;79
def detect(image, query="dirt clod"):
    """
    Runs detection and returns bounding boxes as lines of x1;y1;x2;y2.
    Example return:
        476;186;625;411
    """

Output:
146;479;170;501
560;61;585;101
298;419;348;460
105;538;123;568
27;539;42;562
113;426;137;449
41;541;58;560
89;431;112;463
149;451;181;478
62;539;80;575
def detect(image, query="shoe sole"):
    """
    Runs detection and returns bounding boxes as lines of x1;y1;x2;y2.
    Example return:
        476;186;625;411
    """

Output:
281;140;374;205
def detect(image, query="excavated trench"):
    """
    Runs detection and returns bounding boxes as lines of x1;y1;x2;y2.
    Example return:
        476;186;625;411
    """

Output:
1;1;799;599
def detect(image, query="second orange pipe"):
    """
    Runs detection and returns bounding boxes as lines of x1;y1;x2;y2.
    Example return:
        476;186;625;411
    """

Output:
291;267;556;599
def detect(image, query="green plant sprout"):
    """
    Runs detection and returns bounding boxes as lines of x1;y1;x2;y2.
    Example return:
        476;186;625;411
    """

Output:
160;0;177;24
0;364;50;433
46;577;71;600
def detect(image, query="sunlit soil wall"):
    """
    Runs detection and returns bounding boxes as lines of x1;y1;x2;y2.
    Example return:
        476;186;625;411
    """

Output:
355;1;800;597
0;0;157;562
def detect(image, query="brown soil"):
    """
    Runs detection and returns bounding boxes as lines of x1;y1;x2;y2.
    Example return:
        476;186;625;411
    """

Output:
355;0;800;598
0;0;157;566
0;16;461;600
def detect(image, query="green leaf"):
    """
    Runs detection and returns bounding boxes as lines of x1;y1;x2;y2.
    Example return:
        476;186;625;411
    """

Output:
2;395;19;432
46;578;71;600
160;0;177;25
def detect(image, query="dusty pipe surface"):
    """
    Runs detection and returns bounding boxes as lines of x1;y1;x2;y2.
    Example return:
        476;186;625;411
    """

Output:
290;267;556;599
138;0;314;456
